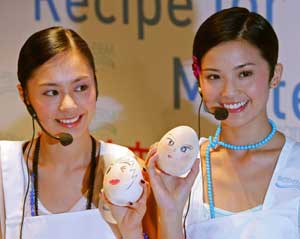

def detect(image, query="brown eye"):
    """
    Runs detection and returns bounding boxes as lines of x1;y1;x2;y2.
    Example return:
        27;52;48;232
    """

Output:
239;71;253;78
167;137;175;146
75;84;89;92
43;90;59;96
207;74;220;80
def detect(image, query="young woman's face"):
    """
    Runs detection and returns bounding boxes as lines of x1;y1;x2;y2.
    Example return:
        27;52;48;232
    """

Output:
200;40;279;127
25;49;97;139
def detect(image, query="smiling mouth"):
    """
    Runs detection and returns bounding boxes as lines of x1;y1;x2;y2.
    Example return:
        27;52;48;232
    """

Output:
56;115;82;128
223;100;248;112
109;179;120;185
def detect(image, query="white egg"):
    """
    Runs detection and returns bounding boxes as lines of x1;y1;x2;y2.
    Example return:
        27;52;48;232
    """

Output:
157;126;199;177
103;155;143;206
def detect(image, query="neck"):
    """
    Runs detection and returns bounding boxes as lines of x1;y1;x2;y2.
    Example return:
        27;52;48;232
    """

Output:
38;132;94;170
220;117;273;147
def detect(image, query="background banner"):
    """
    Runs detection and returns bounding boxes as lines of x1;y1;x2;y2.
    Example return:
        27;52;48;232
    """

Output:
1;0;299;159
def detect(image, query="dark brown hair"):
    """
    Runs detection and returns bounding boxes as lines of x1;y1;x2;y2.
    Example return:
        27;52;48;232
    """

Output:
18;26;98;98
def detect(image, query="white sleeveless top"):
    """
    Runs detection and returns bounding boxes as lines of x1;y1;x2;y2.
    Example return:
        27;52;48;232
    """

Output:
0;140;133;239
184;136;300;239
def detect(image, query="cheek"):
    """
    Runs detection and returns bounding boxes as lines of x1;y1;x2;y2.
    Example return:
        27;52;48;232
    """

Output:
202;84;221;104
179;152;192;160
84;93;97;112
107;168;120;180
33;100;58;120
170;151;188;161
162;144;173;152
247;80;270;101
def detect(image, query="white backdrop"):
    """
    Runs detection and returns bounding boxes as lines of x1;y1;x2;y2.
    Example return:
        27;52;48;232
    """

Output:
0;0;299;158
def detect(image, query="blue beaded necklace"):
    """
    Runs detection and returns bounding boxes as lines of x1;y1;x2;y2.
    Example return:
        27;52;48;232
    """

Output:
205;119;277;218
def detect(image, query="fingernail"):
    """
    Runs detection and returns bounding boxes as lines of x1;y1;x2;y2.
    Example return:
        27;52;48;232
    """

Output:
129;202;133;205
143;167;147;172
140;179;145;184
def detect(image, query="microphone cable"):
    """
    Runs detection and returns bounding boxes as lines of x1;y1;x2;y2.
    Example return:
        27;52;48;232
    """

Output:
19;117;36;239
183;98;203;239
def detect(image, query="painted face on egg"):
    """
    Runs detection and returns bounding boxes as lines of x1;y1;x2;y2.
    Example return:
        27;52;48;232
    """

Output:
104;156;139;191
161;133;194;161
157;126;199;176
103;155;143;206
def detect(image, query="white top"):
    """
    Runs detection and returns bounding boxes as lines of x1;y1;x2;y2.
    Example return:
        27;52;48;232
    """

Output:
184;136;300;239
203;203;263;217
0;140;133;239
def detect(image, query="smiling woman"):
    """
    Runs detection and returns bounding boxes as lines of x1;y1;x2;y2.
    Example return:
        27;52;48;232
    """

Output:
146;7;300;239
23;49;97;139
0;26;152;239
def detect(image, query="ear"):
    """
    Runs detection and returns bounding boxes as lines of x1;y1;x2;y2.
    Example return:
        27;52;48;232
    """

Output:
17;84;26;103
269;63;283;88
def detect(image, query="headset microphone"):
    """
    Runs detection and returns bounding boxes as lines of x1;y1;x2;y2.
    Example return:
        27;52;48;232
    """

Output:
214;107;229;121
198;88;228;121
26;104;73;146
203;103;229;121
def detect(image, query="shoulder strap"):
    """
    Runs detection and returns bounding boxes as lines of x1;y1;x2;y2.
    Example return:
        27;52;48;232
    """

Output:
0;141;27;224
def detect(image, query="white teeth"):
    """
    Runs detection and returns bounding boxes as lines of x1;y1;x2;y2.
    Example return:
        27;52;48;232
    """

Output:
59;116;80;124
224;101;247;110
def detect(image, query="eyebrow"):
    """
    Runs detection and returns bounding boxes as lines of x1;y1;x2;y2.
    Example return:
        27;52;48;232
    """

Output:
38;76;90;87
119;162;131;166
234;63;256;70
183;144;193;148
202;63;256;72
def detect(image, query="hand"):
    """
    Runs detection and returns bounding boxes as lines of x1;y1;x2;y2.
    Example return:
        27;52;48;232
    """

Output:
146;145;199;239
147;145;199;215
99;180;150;239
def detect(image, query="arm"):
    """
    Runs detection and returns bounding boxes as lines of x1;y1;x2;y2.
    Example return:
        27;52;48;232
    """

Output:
146;146;200;239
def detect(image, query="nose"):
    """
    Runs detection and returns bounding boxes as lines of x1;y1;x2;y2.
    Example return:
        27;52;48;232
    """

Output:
59;94;77;111
221;78;238;97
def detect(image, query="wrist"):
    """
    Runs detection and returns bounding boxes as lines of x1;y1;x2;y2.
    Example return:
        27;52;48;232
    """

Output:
121;225;143;239
159;208;183;220
159;214;183;239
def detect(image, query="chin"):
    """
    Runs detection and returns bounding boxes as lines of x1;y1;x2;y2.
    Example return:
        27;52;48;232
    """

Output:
223;116;254;128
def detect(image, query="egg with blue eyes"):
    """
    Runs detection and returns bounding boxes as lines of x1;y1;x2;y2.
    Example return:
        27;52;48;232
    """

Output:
157;126;199;177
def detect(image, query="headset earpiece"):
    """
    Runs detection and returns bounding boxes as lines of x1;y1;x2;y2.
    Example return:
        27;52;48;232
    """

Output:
26;104;37;119
198;87;203;98
22;88;37;119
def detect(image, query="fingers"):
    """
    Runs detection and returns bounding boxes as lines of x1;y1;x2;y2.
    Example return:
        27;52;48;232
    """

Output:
126;180;149;215
146;152;160;178
99;180;149;211
98;189;105;213
185;158;200;189
145;142;158;165
99;189;110;205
